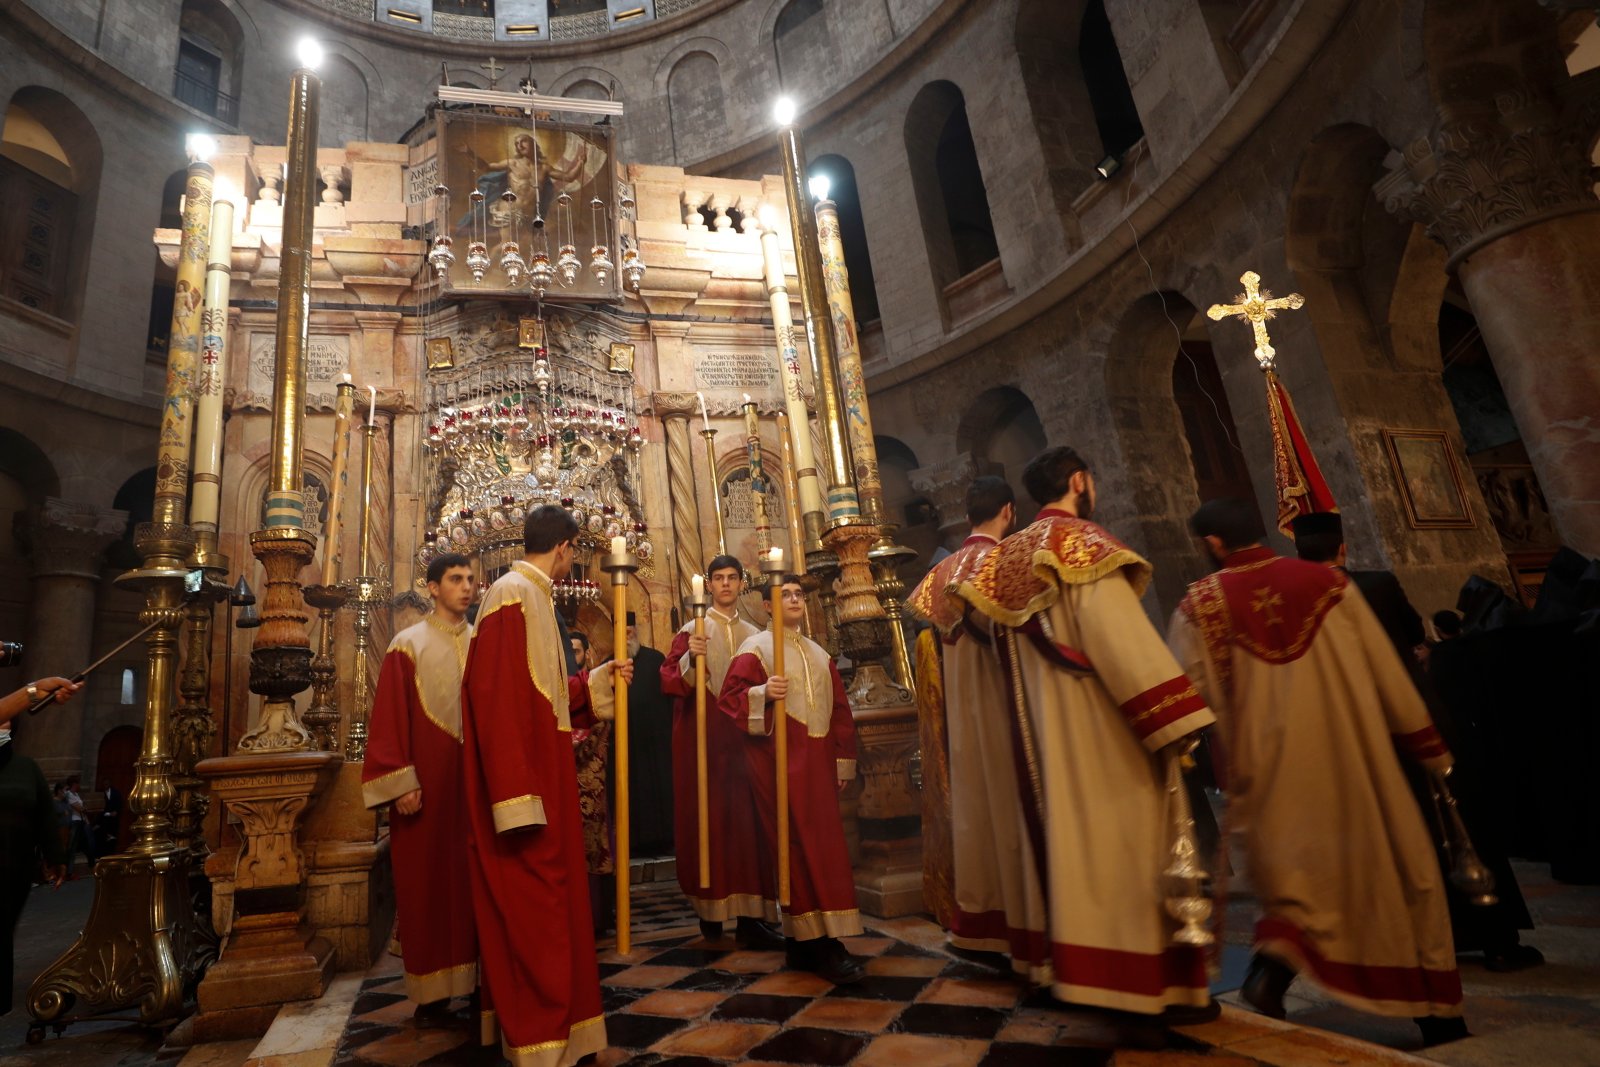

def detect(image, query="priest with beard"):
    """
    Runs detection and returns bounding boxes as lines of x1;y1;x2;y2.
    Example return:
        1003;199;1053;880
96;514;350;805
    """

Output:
955;446;1217;1021
462;505;630;1067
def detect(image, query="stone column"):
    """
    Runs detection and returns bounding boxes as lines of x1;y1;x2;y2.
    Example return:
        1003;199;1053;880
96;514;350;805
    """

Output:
1380;90;1600;556
655;394;707;603
19;498;127;780
909;453;1003;552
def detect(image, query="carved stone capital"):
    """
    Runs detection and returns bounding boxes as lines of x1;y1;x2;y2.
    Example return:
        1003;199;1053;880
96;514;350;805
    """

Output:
1379;86;1600;268
909;454;1003;539
23;497;127;579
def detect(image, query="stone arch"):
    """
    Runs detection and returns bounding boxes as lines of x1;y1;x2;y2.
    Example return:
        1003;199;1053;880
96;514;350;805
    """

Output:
319;54;371;146
955;386;1045;524
811;153;879;326
652;36;736;97
876;434;937;590
177;0;246;122
1013;0;1102;212
0;87;102;323
666;51;728;166
903;81;1000;304
551;65;622;100
771;0;832;100
1102;293;1234;614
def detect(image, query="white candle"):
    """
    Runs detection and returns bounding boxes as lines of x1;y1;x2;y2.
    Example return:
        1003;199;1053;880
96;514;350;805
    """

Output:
697;391;710;432
768;546;784;566
367;384;377;424
743;392;751;404
691;573;704;599
611;535;626;557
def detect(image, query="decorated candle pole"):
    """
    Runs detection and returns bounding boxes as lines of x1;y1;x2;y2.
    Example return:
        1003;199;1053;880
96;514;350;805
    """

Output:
320;376;356;586
602;534;641;951
688;572;711;889
761;545;791;906
697;392;727;555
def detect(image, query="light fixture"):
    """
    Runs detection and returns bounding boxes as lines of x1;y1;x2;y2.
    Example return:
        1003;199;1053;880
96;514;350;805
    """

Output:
295;37;324;71
186;133;216;163
1095;154;1122;180
773;97;797;127
808;174;831;202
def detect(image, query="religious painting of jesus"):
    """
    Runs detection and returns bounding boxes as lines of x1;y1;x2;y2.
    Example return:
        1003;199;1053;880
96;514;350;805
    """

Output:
435;109;619;301
1383;429;1475;529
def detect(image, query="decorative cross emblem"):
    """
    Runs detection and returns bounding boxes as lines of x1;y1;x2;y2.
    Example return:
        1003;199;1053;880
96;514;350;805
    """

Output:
1251;587;1285;629
1206;270;1305;371
479;57;506;90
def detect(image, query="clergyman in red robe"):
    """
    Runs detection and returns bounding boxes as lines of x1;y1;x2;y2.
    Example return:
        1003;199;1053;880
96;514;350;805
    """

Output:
658;554;781;947
462;506;630;1067
720;574;864;985
361;552;478;1018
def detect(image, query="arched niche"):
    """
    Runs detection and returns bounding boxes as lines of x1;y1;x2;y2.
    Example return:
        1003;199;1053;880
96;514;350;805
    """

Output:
666;51;729;167
955;386;1046;526
810;154;879;328
903;81;1000;311
177;0;246;124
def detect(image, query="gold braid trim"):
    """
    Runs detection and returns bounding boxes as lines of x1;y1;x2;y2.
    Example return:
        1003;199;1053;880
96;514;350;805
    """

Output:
1178;575;1235;702
958;518;1151;628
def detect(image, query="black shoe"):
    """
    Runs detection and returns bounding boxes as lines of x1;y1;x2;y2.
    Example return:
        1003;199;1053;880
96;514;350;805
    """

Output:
1160;1000;1222;1026
811;937;865;985
413;999;455;1028
1416;1015;1471;1046
735;917;786;950
1484;943;1544;972
1240;953;1293;1020
699;919;725;942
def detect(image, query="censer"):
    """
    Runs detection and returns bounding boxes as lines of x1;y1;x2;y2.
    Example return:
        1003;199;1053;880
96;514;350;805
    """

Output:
1162;739;1215;947
1427;767;1497;907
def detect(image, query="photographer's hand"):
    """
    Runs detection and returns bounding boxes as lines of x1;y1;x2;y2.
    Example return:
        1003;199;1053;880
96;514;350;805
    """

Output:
1;677;82;723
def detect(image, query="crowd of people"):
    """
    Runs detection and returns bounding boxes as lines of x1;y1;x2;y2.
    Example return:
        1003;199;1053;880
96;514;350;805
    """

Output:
358;443;1593;1065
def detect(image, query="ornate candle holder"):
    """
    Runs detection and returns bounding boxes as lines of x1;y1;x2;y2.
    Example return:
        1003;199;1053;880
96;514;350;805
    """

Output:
170;532;230;858
600;543;640;953
340;568;391;762
302;583;350;751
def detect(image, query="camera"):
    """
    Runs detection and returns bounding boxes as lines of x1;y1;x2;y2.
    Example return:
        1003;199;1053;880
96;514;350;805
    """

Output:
0;641;21;668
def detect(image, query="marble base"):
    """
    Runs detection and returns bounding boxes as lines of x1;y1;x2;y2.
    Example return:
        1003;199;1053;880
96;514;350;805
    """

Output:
854;841;925;918
196;910;335;1014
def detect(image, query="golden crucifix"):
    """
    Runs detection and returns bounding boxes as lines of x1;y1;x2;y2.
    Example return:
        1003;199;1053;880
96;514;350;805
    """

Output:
1206;270;1305;370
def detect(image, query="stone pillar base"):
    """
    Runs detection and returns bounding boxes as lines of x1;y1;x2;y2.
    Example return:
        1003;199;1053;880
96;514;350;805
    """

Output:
854;840;925;918
196;911;335;1014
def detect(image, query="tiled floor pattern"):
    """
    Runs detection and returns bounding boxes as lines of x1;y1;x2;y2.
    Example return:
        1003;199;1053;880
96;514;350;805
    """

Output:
331;891;1430;1067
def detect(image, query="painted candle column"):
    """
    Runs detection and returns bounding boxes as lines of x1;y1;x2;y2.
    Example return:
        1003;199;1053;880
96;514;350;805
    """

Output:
758;214;827;547
742;394;772;555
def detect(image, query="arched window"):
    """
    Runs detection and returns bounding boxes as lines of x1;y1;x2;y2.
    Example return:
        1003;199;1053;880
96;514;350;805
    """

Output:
774;0;832;98
904;81;999;297
1079;0;1143;162
176;0;244;125
0;88;102;323
667;52;728;165
564;79;611;101
319;55;371;146
811;154;879;327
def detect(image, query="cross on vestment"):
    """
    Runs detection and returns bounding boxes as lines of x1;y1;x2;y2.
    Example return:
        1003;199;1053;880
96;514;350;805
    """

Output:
1251;586;1285;629
1206;270;1305;370
479;57;507;90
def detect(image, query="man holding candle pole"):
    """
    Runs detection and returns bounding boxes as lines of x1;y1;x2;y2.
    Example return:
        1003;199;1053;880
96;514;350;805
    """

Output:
659;555;781;946
720;572;864;985
362;553;479;1021
461;506;630;1067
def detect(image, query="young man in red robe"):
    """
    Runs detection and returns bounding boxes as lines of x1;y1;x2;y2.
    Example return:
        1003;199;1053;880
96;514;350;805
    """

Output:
362;552;478;1021
719;575;864;985
462;506;630;1067
659;555;781;947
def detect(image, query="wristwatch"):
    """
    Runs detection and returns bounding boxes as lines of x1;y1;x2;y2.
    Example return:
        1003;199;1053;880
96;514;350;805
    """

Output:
25;683;41;700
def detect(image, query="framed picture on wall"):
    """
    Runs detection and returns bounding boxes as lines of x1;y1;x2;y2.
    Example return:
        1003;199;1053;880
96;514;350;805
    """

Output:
1381;429;1475;529
425;337;454;370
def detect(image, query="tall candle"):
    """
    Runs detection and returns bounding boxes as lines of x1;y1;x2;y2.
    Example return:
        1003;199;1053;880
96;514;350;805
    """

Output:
367;385;377;424
191;194;233;532
611;535;626;558
697;391;711;432
356;423;376;578
691;573;704;599
320;375;356;585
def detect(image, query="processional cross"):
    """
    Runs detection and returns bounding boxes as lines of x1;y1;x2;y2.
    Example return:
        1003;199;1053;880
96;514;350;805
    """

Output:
1206;270;1305;370
478;56;507;90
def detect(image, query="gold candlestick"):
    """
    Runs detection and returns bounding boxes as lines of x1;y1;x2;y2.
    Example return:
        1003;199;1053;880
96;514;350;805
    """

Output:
761;548;791;907
742;397;772;555
699;426;727;556
775;413;808;581
320;378;356;586
601;539;641;953
688;575;711;890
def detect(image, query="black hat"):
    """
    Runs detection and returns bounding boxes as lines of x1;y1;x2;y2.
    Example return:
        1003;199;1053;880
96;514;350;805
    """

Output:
1289;512;1343;540
624;611;637;625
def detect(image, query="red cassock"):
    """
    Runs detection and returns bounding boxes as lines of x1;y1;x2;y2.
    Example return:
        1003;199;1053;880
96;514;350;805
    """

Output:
462;561;609;1067
361;615;477;1005
719;630;863;941
658;610;771;922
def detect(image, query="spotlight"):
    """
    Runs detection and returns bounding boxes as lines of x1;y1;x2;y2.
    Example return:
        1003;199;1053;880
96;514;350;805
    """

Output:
296;37;324;71
1095;154;1123;180
186;133;216;163
773;97;797;127
808;174;831;202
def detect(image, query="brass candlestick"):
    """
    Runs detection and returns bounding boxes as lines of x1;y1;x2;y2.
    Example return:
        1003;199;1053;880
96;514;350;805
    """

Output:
687;579;711;890
303;583;349;751
869;530;918;695
760;549;791;907
699;426;727;556
171;532;229;858
601;543;640;953
341;570;390;762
